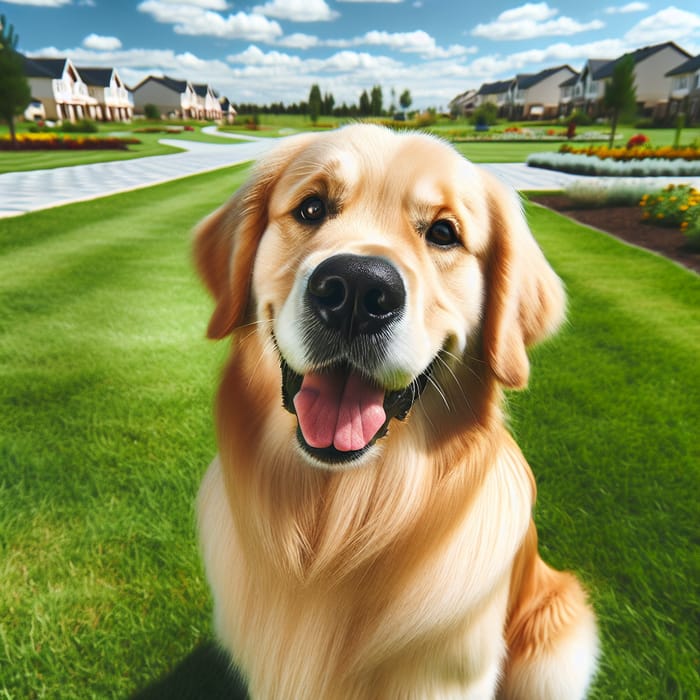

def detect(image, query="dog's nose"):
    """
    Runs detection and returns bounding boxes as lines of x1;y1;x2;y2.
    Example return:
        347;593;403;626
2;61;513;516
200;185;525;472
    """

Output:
306;254;405;339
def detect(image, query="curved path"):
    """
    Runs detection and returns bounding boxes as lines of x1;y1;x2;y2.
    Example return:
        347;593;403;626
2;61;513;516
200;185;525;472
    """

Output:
1;131;699;218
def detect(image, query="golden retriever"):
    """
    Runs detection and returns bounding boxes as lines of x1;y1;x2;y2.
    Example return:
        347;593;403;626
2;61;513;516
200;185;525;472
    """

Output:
194;124;598;699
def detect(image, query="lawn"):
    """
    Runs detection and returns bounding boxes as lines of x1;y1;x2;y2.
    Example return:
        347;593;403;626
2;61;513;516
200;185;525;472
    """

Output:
1;170;698;699
0;122;245;174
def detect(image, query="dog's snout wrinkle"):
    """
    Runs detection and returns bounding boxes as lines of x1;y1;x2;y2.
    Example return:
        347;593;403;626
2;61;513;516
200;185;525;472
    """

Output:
306;254;405;341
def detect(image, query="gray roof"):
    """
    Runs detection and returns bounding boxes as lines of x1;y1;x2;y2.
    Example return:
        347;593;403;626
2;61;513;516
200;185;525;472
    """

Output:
594;42;691;80
22;56;68;79
516;65;575;89
666;54;700;77
77;67;114;87
478;79;513;95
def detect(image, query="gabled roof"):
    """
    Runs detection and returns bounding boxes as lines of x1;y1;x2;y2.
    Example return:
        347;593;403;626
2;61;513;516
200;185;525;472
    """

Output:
22;56;69;79
132;74;191;93
516;65;576;89
478;79;513;95
77;67;114;87
594;42;692;80
219;97;237;113
666;54;700;77
559;74;579;87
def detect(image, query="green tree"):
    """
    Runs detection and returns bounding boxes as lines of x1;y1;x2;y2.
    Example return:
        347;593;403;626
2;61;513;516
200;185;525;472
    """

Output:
399;89;412;112
370;84;383;117
603;54;637;148
359;89;371;117
308;83;322;123
323;91;334;117
0;14;31;147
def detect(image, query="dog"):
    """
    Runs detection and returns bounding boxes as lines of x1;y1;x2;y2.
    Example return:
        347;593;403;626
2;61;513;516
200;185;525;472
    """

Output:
194;124;598;699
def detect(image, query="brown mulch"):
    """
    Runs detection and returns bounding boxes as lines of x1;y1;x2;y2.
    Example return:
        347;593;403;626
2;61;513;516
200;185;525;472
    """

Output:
529;195;700;274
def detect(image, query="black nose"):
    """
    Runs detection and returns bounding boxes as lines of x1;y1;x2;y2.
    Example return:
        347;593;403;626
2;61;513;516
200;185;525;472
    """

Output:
306;254;406;340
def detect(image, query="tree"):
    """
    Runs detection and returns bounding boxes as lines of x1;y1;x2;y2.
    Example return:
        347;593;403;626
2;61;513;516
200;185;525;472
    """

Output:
399;89;412;113
359;89;371;117
603;54;637;148
323;92;334;117
308;84;322;123
0;15;31;147
370;85;383;117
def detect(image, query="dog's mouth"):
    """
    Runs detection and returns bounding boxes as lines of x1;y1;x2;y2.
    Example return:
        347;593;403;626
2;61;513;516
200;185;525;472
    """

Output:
281;359;433;465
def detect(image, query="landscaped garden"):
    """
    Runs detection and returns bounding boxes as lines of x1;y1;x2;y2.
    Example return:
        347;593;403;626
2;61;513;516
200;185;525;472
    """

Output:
0;165;698;699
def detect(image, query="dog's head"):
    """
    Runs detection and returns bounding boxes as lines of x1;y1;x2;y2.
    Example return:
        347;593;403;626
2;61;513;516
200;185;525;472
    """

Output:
195;125;565;469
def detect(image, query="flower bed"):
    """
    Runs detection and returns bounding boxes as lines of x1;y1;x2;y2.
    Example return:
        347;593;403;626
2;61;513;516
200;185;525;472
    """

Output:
0;133;141;151
527;151;700;177
559;143;700;162
639;184;700;249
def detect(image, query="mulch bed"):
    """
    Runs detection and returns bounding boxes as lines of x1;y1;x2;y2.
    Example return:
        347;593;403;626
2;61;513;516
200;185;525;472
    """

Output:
529;195;700;274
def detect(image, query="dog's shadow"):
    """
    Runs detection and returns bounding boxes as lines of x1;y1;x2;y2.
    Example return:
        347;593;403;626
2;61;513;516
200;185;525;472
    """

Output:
131;642;249;700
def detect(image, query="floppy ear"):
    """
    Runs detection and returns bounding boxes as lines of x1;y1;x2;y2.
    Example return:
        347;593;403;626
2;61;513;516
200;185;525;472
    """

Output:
480;171;566;389
194;134;315;339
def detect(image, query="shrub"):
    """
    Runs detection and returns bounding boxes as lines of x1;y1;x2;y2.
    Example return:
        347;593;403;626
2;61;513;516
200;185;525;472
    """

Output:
639;184;700;249
0;133;140;150
568;110;593;126
60;119;99;133
144;103;160;120
565;179;652;208
470;103;498;127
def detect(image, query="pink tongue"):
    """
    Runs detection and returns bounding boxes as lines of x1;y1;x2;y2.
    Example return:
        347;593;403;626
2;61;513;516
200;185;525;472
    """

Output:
293;369;386;452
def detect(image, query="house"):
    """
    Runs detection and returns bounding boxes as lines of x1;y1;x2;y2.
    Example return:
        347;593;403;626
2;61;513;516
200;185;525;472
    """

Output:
507;65;577;119
585;42;691;120
666;54;700;125
23;98;46;122
192;83;222;121
475;80;513;116
448;88;478;117
131;75;198;119
558;59;611;117
78;67;134;122
22;56;97;123
219;96;237;124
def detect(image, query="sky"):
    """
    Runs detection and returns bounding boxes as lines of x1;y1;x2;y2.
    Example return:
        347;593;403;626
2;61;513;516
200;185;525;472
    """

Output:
2;0;700;110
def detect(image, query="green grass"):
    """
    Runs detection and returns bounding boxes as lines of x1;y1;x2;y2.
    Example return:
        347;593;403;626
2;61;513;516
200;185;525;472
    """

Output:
1;172;698;698
0;123;246;174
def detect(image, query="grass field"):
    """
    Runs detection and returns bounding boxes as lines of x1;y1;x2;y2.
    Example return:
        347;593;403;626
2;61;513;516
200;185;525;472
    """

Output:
0;122;245;174
1;169;699;698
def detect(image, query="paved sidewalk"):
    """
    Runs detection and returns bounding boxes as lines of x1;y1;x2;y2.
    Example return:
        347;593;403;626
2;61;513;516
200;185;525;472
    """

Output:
0;137;276;218
2;133;700;218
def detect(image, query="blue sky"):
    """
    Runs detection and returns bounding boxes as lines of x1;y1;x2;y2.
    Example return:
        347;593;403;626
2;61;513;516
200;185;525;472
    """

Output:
2;0;700;109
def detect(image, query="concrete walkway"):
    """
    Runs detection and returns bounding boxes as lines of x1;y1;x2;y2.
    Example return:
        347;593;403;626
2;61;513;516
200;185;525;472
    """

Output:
1;132;699;218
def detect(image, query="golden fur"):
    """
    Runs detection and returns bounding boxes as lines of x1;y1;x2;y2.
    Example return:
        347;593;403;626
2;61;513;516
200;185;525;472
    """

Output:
194;124;598;699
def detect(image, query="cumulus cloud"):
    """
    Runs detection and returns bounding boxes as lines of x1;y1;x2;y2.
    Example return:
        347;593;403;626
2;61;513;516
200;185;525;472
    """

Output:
227;45;303;67
624;6;700;44
82;34;123;51
151;0;229;7
252;0;339;22
1;0;70;6
137;0;283;42
472;2;605;41
604;2;648;14
277;33;320;49
324;29;474;59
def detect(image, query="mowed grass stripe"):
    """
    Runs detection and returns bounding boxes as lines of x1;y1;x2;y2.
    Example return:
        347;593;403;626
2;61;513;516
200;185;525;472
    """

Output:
0;172;698;698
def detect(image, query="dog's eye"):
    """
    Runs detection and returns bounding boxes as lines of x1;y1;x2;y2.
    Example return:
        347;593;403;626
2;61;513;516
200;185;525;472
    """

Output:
296;196;327;224
426;220;459;248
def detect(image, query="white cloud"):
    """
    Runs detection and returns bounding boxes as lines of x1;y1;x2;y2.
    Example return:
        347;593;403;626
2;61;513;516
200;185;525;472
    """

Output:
252;0;339;22
604;2;648;14
137;0;283;41
336;0;403;3
472;2;605;41
82;34;122;51
624;6;700;44
277;33;320;49
151;0;230;7
228;45;303;67
0;0;70;5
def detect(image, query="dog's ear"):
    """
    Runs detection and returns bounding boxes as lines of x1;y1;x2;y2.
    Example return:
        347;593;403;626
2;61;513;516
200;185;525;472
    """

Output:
194;134;315;339
481;171;566;389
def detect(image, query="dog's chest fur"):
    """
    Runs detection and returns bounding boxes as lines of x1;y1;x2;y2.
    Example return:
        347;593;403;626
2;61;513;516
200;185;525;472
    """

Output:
198;434;534;700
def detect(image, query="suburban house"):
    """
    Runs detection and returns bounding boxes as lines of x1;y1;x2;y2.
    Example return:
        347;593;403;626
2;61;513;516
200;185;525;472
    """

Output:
666;54;700;125
22;56;97;122
192;83;222;120
559;42;692;120
506;65;577;119
131;75;199;119
78;67;134;122
448;88;478;117
219;96;238;124
475;80;513;114
593;42;692;120
558;59;611;117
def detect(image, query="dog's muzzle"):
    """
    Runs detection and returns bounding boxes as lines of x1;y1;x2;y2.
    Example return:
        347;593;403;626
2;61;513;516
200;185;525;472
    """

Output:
279;254;433;466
